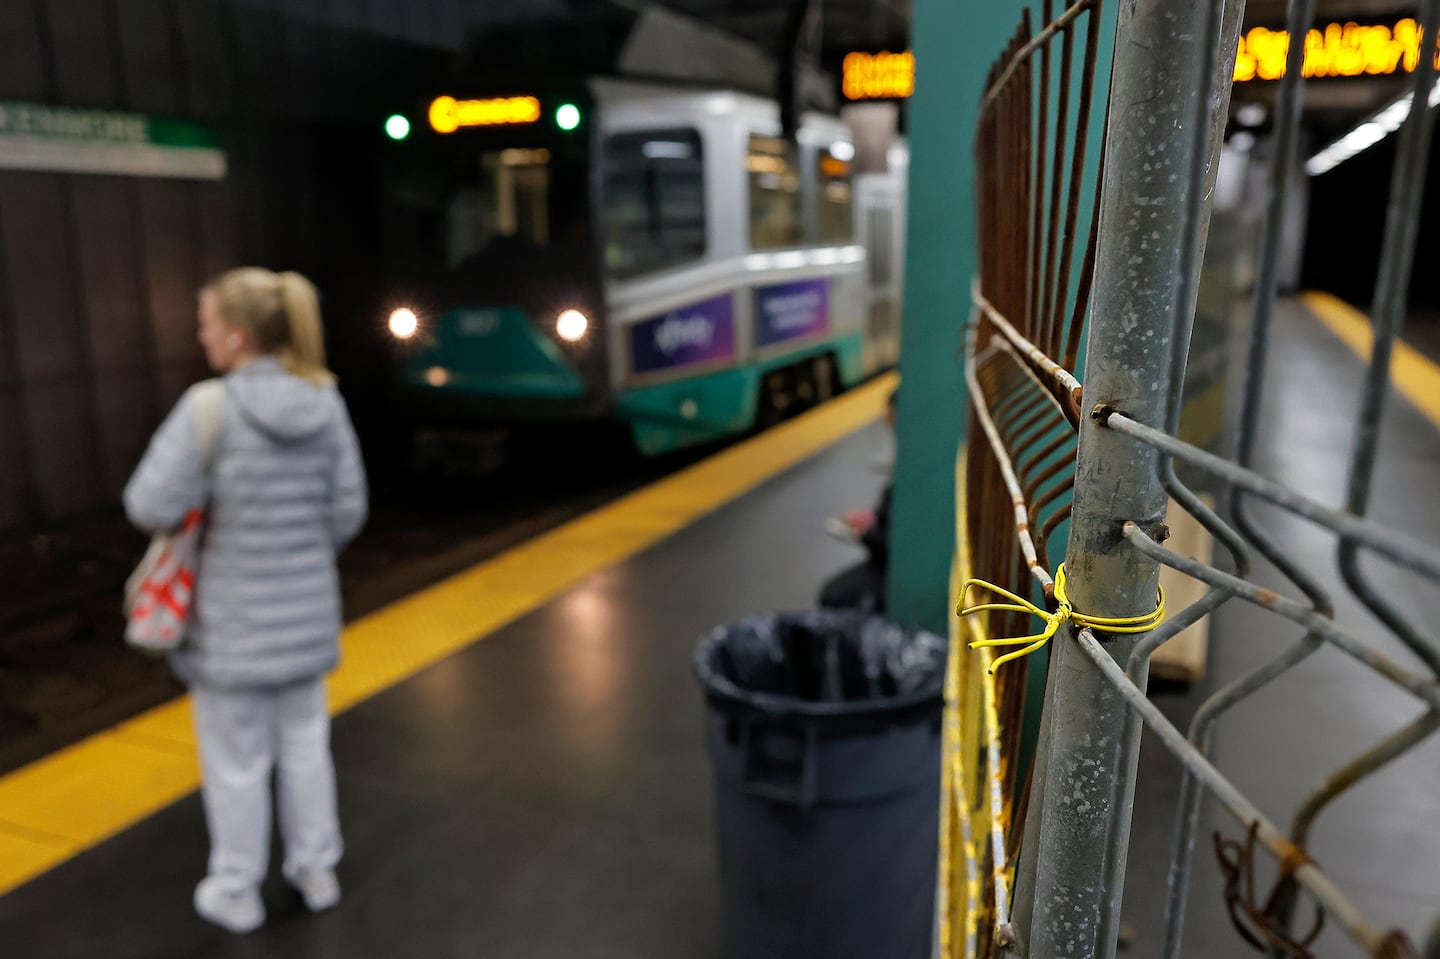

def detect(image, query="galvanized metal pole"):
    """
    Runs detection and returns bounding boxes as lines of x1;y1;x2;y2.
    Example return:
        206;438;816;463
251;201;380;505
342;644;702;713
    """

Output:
1008;0;1224;954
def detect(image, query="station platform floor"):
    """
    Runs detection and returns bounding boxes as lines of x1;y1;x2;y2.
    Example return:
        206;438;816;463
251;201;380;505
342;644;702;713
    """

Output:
1;295;1437;957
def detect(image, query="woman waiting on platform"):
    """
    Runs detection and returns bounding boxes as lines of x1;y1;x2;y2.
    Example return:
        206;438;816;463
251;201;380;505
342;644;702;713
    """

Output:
124;268;367;934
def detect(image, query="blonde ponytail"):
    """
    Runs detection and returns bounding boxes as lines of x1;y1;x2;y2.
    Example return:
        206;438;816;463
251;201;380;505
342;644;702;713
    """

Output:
276;272;333;386
204;267;335;386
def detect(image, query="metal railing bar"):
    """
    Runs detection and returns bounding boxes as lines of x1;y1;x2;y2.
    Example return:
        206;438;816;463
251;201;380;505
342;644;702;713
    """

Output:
1102;410;1440;583
1095;0;1242;943
1019;10;1038;343
967;334;1055;593
1029;1;1049;344
1054;7;1094;365
1015;430;1075;487
984;332;1077;440
1235;0;1316;473
1123;523;1440;709
984;334;1080;574
1037;500;1073;550
986;371;1047;425
998;394;1062;452
1125;584;1228;679
1340;568;1440;674
978;0;1094;118
1040;4;1074;357
980;645;1016;941
1272;700;1439;941
986;322;1078;418
1162;634;1324;957
973;279;1084;419
1337;0;1440;678
1074;627;1413;957
1292;709;1440;848
1061;160;1101;370
1155;0;1322;949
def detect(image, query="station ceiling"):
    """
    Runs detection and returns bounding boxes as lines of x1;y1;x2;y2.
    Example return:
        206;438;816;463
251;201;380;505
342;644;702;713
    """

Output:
554;0;911;71
471;0;1417;128
650;0;911;58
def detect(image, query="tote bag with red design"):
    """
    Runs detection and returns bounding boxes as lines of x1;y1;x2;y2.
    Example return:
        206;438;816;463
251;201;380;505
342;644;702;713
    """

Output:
124;380;224;654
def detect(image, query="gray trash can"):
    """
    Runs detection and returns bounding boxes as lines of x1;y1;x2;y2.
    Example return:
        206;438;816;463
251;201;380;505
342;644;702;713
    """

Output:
693;610;947;959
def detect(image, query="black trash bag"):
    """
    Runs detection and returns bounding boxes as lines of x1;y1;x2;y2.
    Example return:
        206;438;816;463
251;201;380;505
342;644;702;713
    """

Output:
695;609;946;715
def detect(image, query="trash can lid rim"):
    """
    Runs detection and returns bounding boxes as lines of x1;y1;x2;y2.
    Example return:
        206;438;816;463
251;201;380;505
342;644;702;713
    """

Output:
698;671;942;719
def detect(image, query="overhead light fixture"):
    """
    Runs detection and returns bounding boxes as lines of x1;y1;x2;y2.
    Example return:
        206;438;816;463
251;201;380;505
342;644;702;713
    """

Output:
1235;103;1267;127
705;95;737;115
641;141;694;160
1306;83;1438;176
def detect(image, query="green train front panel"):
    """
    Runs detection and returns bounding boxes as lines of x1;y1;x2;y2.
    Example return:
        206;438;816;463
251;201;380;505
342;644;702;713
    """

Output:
401;307;586;399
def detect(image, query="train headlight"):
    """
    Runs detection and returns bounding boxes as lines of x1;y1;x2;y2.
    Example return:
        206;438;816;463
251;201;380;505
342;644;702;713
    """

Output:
556;309;589;342
388;307;419;339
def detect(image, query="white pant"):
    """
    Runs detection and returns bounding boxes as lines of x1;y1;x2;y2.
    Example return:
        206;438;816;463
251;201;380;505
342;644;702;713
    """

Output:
191;677;342;893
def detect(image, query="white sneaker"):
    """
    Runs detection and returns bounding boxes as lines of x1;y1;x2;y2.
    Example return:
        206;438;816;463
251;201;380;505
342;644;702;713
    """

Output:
193;877;264;934
289;868;341;912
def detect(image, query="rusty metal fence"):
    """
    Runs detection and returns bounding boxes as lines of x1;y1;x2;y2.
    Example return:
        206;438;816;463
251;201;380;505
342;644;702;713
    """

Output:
937;0;1440;956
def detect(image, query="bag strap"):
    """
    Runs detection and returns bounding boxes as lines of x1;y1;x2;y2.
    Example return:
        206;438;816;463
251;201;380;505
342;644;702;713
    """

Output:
191;378;225;473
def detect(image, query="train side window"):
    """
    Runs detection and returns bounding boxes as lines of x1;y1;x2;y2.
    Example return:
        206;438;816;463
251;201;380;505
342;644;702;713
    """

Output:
748;134;803;249
601;128;706;278
816;145;854;244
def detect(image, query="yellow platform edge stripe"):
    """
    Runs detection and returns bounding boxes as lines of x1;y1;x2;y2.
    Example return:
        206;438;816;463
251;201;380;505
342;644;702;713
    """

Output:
0;373;896;897
1302;290;1440;430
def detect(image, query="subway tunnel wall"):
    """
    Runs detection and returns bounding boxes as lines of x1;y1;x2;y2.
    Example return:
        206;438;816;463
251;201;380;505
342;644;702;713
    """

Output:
1300;124;1440;310
0;0;478;534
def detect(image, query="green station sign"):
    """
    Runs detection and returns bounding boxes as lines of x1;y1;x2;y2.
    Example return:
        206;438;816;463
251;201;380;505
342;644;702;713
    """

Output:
0;101;226;180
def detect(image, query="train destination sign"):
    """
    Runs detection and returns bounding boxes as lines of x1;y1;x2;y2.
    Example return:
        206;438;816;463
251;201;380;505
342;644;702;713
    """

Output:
842;51;915;101
428;96;542;133
1234;18;1440;81
0;101;225;180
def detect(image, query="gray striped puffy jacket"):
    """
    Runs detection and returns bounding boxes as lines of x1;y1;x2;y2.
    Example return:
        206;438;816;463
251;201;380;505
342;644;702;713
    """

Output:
124;357;368;688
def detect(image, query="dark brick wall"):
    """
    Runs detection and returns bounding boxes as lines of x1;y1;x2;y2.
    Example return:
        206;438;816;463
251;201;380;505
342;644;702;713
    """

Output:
0;0;457;529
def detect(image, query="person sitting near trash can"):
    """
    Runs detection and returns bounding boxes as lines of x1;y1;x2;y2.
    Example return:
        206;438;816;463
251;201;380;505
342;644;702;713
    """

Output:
818;386;897;613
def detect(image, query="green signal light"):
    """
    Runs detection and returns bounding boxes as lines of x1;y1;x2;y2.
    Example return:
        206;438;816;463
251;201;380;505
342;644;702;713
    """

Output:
385;114;411;141
555;103;581;132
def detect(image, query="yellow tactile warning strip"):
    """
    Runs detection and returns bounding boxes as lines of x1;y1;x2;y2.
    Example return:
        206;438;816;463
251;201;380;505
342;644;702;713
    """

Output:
0;372;897;897
1303;290;1440;430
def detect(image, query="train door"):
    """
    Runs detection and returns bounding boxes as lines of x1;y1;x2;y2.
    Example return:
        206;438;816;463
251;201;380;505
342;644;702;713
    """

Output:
854;175;905;370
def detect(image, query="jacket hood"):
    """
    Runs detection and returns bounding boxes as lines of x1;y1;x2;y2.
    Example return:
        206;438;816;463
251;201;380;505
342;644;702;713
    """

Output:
224;358;336;442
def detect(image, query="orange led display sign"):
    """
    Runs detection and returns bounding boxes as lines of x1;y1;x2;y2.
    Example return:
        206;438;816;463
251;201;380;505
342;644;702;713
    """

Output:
843;51;915;100
428;95;541;133
1234;19;1440;81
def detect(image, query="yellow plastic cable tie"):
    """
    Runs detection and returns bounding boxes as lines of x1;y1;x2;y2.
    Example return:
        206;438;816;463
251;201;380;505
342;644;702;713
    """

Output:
956;563;1165;674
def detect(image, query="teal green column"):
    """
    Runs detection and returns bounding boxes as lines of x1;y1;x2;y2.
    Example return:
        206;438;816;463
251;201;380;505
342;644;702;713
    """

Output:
886;0;1021;631
887;0;1115;631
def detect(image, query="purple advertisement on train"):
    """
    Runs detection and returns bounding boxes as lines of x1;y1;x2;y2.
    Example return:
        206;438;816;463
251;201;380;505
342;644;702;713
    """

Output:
754;278;829;348
629;293;737;376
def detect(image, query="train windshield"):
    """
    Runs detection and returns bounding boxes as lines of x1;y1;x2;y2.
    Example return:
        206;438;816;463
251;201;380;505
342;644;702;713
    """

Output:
382;130;593;294
444;147;554;265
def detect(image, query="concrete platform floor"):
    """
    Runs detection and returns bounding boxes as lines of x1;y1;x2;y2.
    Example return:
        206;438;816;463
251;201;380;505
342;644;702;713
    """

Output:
1;301;1436;957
